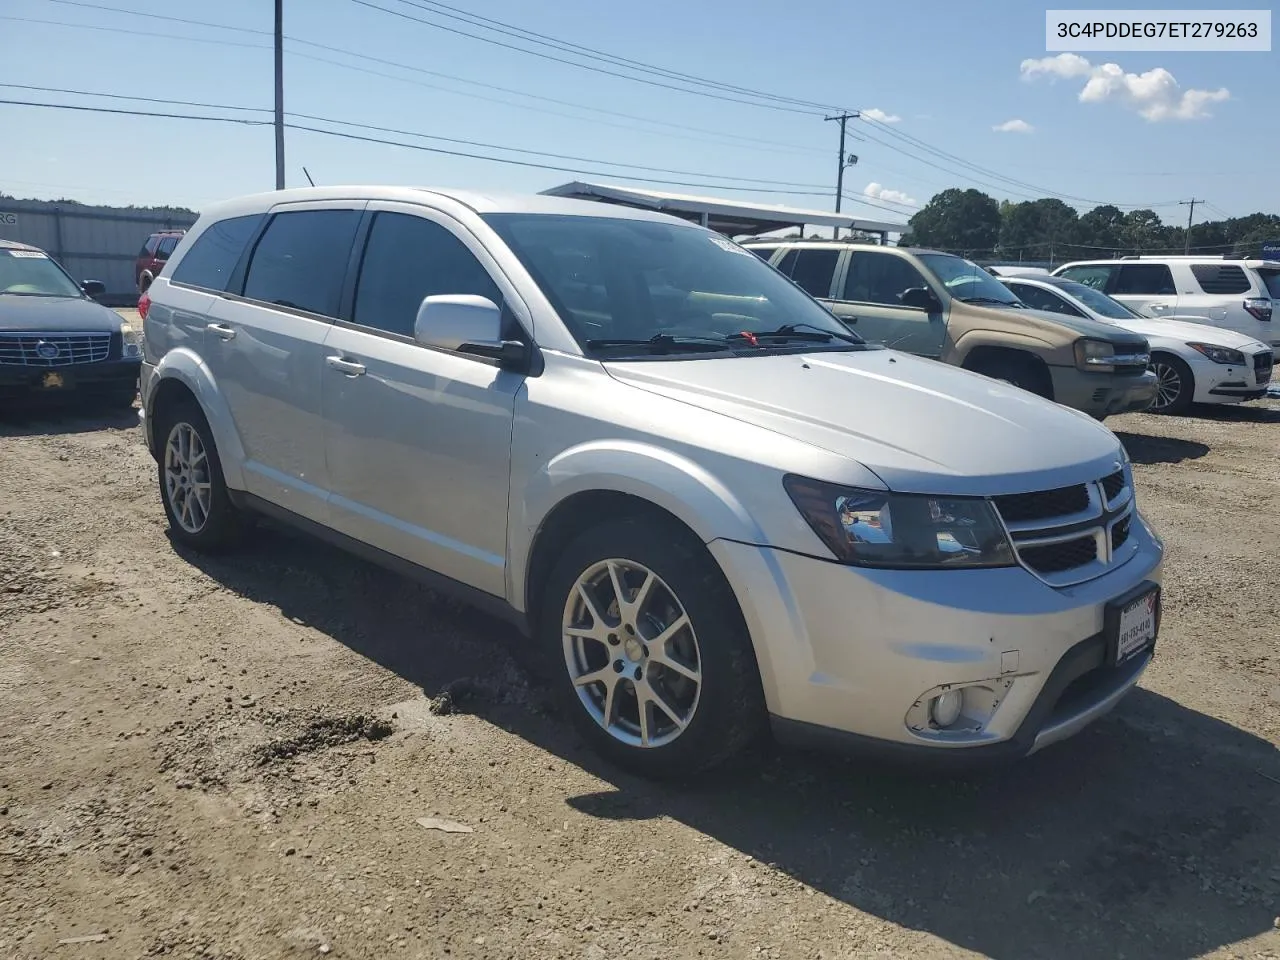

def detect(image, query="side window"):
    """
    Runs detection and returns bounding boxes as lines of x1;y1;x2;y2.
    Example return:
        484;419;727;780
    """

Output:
242;209;361;317
747;246;779;263
776;249;799;277
170;214;264;292
353;212;501;338
787;249;840;298
139;236;160;258
1057;265;1115;291
1114;263;1176;296
843;251;930;307
1011;284;1081;316
155;236;179;261
1190;264;1251;295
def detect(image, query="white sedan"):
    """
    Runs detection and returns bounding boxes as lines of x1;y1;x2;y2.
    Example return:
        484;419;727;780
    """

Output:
1002;275;1274;414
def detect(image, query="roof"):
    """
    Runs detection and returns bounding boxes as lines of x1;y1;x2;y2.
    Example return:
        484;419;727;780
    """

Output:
191;185;697;227
539;181;906;237
1001;274;1074;287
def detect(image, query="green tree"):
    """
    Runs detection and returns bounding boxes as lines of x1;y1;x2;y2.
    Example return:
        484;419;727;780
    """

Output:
998;199;1079;263
904;189;1001;257
1120;209;1167;253
1077;204;1126;255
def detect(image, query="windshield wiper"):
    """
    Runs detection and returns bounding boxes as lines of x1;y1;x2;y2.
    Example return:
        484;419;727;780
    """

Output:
586;333;730;354
959;296;1021;307
737;322;863;346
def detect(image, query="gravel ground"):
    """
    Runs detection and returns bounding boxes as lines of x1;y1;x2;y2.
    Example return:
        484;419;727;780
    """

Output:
0;392;1277;960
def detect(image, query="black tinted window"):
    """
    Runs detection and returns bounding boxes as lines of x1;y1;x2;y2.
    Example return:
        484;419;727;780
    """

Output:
748;246;779;263
1011;283;1078;315
171;215;263;292
844;251;930;305
1191;264;1251;295
787;249;839;298
1114;263;1175;296
353;213;500;338
156;236;179;259
243;210;361;317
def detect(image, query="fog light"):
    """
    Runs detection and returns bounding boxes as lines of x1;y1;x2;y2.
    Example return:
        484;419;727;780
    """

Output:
930;690;964;728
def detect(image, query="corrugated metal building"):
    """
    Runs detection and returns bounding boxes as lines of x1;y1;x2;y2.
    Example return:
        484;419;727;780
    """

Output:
0;199;198;304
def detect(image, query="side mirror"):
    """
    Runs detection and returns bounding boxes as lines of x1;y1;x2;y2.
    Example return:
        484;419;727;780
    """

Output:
414;295;527;369
81;279;107;299
900;286;940;312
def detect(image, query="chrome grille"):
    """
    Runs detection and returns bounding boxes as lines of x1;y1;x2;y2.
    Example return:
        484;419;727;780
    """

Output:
993;466;1136;586
1254;352;1273;385
0;332;111;367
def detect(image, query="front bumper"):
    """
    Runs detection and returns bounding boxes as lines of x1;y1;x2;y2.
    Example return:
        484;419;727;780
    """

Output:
710;517;1163;765
1049;366;1158;417
1192;351;1273;404
0;358;140;398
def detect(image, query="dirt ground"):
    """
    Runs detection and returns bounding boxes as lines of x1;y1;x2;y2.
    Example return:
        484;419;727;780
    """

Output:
1;385;1277;960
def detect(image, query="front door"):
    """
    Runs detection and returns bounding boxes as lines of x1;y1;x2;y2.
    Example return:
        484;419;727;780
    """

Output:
321;205;521;598
826;250;946;357
202;203;364;523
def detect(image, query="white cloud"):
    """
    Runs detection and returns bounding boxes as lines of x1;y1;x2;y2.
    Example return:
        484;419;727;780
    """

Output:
863;182;918;207
1020;53;1228;121
862;107;901;124
993;118;1034;133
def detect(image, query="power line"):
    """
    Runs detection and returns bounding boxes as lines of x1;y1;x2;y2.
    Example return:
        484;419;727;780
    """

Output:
0;82;267;115
346;0;827;115
26;1;828;157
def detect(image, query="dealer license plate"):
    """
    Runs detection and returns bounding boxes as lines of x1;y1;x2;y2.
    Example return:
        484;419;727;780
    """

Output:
1110;587;1159;664
41;371;68;390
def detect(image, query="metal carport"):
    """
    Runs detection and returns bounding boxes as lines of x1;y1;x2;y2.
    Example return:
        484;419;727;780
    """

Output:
540;181;904;241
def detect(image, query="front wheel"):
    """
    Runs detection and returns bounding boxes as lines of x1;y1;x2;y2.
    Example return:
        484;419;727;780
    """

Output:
155;400;247;551
1149;354;1194;415
539;517;765;778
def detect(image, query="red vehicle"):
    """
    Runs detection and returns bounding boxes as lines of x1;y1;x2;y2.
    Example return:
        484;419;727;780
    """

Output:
134;230;185;295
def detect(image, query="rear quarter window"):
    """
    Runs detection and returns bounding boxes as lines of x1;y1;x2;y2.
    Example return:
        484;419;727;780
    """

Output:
1190;264;1251;295
170;215;264;292
1254;269;1280;299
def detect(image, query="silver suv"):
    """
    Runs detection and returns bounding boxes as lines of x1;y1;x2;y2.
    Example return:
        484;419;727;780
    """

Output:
139;187;1165;777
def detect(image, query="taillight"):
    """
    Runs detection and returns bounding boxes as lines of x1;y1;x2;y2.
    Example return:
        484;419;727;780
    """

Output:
137;291;151;321
1244;298;1272;322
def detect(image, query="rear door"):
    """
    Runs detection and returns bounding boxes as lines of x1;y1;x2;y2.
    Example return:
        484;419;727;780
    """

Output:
1108;263;1178;317
203;202;364;523
827;249;945;356
320;204;522;597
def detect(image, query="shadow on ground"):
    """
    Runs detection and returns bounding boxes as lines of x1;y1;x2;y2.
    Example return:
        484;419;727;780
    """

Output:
179;522;1280;960
0;399;138;437
1116;431;1211;465
1190;401;1280;424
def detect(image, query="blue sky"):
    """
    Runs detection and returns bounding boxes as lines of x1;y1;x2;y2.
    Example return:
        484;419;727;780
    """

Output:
2;0;1274;228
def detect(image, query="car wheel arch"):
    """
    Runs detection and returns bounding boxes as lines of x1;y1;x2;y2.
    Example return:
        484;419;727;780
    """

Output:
147;353;247;489
959;345;1055;399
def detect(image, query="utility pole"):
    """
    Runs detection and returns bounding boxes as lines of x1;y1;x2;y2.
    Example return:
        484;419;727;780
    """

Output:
824;111;859;237
274;0;285;190
1180;198;1200;254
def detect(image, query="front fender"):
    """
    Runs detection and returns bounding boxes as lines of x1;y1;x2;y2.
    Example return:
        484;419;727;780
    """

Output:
150;348;247;490
950;328;1056;367
513;439;768;611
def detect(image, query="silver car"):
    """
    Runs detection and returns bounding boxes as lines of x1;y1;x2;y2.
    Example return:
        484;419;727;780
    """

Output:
138;186;1165;777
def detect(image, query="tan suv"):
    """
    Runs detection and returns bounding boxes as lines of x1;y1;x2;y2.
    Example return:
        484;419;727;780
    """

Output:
744;241;1157;419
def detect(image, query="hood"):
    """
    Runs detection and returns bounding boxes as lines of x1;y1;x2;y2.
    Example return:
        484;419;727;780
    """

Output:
605;348;1125;496
0;295;123;333
978;303;1148;348
1107;315;1269;351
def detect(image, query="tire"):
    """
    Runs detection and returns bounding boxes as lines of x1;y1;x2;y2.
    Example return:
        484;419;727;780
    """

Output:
138;274;152;296
539;516;766;779
154;399;247;551
973;355;1052;400
1149;353;1194;415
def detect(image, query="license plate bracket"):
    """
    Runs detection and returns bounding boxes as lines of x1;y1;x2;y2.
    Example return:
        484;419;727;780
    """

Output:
1104;582;1160;666
40;370;71;390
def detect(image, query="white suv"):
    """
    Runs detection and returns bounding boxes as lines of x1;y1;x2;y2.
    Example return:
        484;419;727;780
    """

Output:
138;186;1165;777
1053;256;1280;358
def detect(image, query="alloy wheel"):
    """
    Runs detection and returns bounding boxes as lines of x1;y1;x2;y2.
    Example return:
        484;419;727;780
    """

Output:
562;558;702;748
163;422;213;534
1151;361;1182;411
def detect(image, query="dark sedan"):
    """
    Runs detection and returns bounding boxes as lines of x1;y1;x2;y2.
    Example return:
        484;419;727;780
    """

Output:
0;240;141;407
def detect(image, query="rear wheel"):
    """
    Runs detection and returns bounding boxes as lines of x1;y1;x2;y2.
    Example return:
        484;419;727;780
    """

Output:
1149;354;1194;414
155;400;246;551
539;516;765;778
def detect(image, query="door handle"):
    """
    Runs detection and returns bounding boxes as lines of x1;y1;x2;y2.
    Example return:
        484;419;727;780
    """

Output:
325;355;366;376
206;322;236;341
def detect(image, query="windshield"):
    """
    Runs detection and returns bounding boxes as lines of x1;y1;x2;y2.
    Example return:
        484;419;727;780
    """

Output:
917;253;1022;305
483;214;863;356
0;248;83;298
1055;279;1141;320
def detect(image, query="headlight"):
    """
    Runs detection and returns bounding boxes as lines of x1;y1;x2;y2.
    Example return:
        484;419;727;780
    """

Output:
120;319;142;359
783;476;1016;569
1074;338;1116;372
1188;342;1246;365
